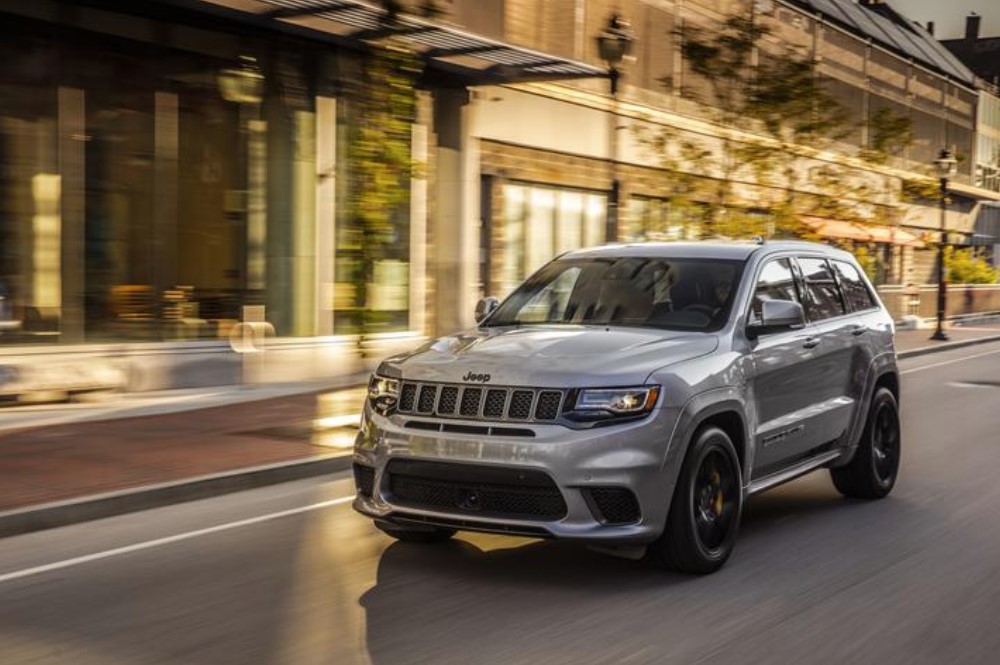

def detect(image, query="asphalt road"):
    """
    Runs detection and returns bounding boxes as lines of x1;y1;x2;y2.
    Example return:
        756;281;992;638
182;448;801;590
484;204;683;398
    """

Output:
3;341;1000;665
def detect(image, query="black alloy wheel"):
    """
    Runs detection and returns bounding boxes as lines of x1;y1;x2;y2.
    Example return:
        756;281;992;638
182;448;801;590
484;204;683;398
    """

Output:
831;387;901;499
649;426;743;574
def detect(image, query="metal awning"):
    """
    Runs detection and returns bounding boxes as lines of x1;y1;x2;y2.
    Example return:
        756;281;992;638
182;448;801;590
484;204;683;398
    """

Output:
202;0;606;86
802;217;925;247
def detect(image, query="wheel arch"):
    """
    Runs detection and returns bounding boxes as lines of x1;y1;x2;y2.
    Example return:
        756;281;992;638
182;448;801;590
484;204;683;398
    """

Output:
665;388;752;487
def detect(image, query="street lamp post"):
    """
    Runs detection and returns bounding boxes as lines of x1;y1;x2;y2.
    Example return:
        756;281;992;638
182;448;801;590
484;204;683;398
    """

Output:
931;148;957;341
596;15;634;244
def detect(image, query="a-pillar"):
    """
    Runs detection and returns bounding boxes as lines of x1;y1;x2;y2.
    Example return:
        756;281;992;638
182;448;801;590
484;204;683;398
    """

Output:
431;87;480;336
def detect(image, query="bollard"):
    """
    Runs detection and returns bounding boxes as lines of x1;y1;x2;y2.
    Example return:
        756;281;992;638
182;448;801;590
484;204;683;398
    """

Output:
228;305;275;388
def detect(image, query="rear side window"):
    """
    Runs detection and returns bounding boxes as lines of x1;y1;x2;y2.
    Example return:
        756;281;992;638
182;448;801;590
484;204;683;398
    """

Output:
751;259;799;323
797;258;846;322
833;260;878;312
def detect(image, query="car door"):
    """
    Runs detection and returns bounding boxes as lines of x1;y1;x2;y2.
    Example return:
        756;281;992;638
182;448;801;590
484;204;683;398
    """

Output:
832;259;890;440
747;257;826;479
791;256;860;452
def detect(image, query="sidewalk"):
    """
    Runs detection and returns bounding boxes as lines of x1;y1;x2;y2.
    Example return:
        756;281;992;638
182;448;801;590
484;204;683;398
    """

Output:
2;322;999;537
894;323;1000;356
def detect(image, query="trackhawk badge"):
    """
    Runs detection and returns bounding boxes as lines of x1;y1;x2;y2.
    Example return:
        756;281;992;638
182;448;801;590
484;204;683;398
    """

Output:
462;371;491;383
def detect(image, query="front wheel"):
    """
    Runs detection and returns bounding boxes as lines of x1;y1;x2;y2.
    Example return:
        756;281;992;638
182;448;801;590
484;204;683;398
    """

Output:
830;387;900;499
648;426;743;575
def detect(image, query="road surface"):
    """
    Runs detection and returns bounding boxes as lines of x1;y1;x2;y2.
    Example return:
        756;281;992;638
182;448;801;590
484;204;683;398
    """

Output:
2;341;1000;664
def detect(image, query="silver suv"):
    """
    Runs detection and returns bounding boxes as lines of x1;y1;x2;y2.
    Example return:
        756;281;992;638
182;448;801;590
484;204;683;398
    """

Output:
353;241;900;574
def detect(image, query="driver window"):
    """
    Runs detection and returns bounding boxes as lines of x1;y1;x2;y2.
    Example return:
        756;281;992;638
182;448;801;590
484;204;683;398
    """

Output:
751;259;799;323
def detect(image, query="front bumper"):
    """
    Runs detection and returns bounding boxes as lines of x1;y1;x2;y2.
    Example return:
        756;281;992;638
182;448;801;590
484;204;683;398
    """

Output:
352;404;681;543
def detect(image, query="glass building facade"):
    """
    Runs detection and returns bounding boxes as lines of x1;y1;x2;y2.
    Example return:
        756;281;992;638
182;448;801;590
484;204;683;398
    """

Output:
0;4;412;346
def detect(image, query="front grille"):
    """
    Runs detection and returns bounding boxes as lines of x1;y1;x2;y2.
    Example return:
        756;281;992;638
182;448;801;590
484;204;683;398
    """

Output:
460;387;483;417
437;386;459;416
508;390;534;419
534;391;563;420
353;464;375;498
417;385;438;414
584;487;641;525
386;459;567;521
397;381;566;423
399;384;417;412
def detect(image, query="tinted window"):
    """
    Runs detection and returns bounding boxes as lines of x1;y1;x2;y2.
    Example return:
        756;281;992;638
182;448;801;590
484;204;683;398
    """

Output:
751;259;799;323
833;260;877;312
488;257;745;332
798;258;847;322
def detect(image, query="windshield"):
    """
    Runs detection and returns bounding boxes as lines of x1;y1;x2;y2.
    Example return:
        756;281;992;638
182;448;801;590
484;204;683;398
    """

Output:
486;256;745;332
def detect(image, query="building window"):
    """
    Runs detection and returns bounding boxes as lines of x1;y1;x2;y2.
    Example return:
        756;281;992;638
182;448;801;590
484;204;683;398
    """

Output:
498;183;604;296
624;197;701;242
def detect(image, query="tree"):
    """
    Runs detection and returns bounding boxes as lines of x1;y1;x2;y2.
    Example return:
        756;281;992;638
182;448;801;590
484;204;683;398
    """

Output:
946;247;999;284
666;12;851;238
343;2;442;340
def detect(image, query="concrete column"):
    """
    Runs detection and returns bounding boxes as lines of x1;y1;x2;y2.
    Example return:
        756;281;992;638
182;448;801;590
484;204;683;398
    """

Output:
57;87;85;343
154;91;179;313
315;95;337;337
432;87;479;336
409;91;430;336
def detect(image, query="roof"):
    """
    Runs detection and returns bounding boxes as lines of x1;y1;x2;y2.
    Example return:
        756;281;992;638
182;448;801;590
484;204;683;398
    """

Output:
784;0;976;87
202;0;606;86
563;240;852;261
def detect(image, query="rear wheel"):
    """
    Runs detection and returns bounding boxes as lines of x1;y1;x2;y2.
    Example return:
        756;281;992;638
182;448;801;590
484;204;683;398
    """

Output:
374;520;456;544
649;426;743;574
831;387;900;499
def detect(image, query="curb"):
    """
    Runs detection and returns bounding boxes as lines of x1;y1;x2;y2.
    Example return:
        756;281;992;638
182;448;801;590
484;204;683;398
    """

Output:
0;455;353;539
897;334;1000;359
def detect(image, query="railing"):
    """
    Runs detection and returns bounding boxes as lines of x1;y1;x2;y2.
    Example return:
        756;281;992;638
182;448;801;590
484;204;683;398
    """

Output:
876;284;1000;321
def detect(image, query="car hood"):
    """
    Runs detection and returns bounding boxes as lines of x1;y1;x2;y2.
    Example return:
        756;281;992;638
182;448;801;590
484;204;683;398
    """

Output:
381;325;718;387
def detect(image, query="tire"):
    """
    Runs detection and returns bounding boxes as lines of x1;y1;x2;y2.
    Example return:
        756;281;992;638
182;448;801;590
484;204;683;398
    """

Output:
831;387;900;499
374;520;456;544
648;426;743;575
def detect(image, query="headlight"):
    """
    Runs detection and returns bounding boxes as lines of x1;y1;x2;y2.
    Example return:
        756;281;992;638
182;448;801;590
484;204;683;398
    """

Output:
367;374;399;416
567;386;660;423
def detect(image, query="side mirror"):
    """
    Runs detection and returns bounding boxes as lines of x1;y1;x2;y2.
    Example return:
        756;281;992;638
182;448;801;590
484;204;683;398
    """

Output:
475;296;500;324
747;299;805;338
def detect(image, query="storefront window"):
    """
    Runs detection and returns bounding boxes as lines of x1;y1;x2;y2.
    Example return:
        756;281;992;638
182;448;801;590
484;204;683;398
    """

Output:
0;11;324;345
0;32;60;343
498;183;605;296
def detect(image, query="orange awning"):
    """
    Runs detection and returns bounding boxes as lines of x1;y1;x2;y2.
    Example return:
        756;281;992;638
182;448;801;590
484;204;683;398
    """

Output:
802;217;925;248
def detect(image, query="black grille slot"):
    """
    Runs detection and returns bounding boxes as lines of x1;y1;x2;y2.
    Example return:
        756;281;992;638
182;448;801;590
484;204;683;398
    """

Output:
483;389;507;419
460;387;483;416
386;460;567;521
399;383;417;412
353;464;375;498
508;390;534;419
437;386;459;415
534;391;563;420
585;487;641;525
417;385;438;414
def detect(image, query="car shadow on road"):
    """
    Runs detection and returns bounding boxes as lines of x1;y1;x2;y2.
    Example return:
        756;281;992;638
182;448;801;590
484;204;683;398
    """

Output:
359;474;927;664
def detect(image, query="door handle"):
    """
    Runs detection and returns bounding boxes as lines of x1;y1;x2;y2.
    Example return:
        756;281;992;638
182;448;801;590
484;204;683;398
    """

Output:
850;325;867;336
802;336;821;349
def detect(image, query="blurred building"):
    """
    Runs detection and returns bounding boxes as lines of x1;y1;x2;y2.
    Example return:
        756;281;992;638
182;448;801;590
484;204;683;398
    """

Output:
1;0;999;390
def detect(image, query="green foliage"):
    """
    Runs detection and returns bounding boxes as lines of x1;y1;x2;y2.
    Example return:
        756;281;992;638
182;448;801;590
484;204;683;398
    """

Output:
861;108;914;165
852;246;878;281
945;247;999;284
347;34;423;333
663;11;855;239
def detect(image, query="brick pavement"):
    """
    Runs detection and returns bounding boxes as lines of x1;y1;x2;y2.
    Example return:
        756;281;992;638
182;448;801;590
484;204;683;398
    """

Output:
0;390;355;511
